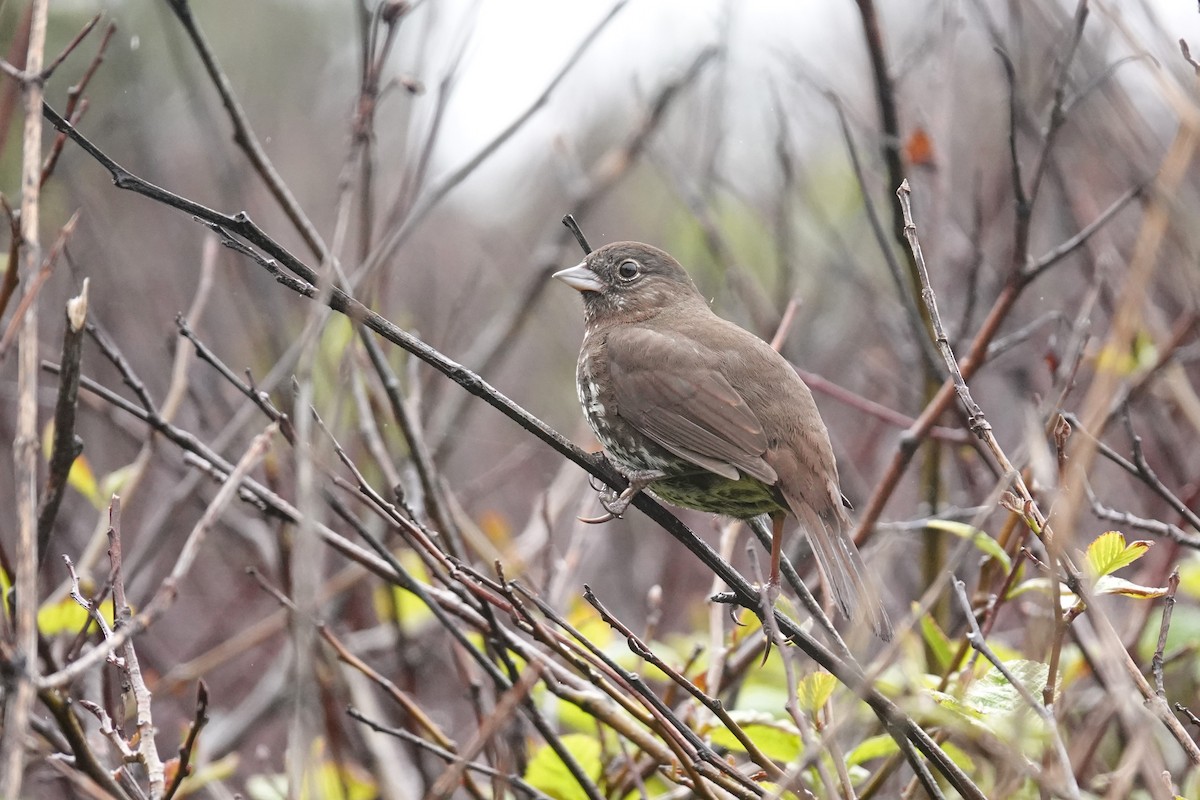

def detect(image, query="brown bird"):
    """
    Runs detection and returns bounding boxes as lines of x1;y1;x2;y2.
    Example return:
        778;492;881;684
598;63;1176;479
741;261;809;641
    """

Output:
555;241;891;639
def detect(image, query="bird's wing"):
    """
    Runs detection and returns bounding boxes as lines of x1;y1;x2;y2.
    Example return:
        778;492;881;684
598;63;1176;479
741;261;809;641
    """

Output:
607;326;778;484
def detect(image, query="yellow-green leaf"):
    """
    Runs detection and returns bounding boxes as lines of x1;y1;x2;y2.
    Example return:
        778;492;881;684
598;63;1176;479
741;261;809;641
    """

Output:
41;421;100;505
925;520;1011;571
708;712;801;763
525;734;603;800
1179;556;1200;600
918;609;954;672
1086;531;1151;577
846;734;899;766
372;550;434;634
796;671;837;714
38;595;115;636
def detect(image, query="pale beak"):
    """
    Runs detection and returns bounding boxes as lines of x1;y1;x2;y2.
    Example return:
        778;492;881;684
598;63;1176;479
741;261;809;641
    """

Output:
553;262;604;293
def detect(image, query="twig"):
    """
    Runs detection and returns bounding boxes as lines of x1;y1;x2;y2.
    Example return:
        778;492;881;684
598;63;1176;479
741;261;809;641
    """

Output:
162;681;209;800
1151;570;1180;700
107;498;167;795
63;554;118;663
349;708;551;799
562;214;591;254
3;0;50;793
38;280;89;564
1086;486;1200;549
176;315;295;443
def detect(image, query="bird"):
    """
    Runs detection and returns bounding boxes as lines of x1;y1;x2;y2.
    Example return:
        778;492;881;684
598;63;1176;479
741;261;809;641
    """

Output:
554;241;891;639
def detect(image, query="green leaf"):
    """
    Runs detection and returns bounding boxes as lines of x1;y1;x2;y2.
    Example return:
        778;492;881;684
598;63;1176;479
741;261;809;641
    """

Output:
918;610;955;672
708;712;802;763
846;734;899;766
939;741;976;774
795;672;837;714
525;734;604;800
1086;531;1151;577
38;594;115;636
963;660;1048;715
925;520;1011;571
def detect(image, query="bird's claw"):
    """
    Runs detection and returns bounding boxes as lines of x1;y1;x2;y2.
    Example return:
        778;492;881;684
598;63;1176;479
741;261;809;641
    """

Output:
578;485;635;524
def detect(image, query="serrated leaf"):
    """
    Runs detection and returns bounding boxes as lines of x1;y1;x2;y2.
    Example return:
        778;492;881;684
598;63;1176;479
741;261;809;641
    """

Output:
1086;531;1151;577
1094;575;1168;599
708;713;802;763
963;660;1048;715
525;734;603;800
925;520;1011;571
796;672;837;714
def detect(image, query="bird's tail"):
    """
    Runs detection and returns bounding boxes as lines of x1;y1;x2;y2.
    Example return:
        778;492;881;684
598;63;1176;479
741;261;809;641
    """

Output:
791;499;893;641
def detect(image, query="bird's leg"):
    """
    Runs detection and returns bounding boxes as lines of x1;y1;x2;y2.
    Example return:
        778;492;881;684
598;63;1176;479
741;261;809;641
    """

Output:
767;511;784;603
579;468;667;524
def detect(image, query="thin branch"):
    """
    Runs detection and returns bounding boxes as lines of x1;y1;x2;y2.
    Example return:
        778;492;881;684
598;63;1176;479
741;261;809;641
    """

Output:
1151;570;1180;700
37;279;89;563
3;0;50;792
162;681;209;800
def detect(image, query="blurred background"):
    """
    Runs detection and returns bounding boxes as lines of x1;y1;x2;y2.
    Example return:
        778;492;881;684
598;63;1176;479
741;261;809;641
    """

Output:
3;0;1200;795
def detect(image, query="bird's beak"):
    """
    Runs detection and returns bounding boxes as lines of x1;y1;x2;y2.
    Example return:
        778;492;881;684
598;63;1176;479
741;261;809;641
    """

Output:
553;262;603;294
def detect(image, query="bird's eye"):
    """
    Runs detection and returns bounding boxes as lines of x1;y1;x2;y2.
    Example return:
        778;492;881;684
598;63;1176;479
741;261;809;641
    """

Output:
617;260;640;281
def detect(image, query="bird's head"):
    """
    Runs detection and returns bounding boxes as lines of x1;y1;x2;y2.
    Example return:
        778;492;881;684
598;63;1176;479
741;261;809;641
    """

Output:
553;241;706;325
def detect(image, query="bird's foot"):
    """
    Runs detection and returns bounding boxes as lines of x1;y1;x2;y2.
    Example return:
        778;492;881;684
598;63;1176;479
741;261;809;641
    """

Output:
758;578;782;666
578;468;667;524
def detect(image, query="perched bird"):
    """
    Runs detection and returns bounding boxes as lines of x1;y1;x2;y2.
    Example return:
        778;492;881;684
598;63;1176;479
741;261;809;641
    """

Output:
554;241;891;639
